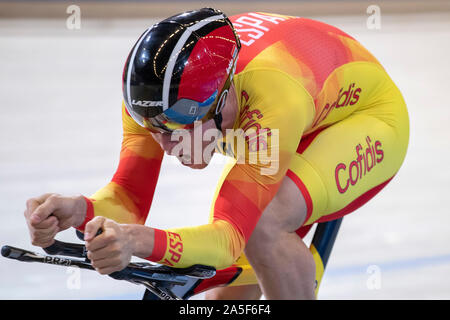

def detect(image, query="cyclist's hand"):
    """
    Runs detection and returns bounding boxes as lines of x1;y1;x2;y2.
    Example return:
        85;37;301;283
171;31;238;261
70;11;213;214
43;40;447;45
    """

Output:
24;193;86;247
84;216;134;275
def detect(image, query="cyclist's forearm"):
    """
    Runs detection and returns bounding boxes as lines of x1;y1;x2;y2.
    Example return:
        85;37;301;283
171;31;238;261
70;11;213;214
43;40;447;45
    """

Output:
144;220;245;269
78;109;164;230
122;224;155;259
76;182;153;232
71;195;89;228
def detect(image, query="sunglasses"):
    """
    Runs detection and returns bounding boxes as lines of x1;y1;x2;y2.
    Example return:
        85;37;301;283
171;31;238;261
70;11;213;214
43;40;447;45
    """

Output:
143;90;218;133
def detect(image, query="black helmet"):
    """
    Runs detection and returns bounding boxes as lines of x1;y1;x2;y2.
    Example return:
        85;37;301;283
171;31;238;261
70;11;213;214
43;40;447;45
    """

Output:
122;8;241;133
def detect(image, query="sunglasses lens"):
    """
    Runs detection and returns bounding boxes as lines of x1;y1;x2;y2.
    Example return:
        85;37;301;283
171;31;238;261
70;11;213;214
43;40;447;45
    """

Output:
163;91;217;125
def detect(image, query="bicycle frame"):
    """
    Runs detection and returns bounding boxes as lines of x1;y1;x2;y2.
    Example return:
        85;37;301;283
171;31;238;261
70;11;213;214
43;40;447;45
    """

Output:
1;218;342;300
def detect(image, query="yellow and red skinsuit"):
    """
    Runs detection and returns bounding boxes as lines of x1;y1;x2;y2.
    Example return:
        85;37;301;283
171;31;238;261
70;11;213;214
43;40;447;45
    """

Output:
77;13;409;269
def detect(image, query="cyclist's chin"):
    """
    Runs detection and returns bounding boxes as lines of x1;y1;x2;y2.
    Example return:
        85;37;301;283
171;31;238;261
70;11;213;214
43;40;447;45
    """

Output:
181;161;209;170
177;157;209;169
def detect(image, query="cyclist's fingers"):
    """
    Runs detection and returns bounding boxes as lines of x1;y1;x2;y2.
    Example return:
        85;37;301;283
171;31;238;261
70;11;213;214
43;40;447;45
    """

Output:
87;232;119;253
33;221;59;238
24;200;39;220
30;194;61;225
87;246;116;262
91;255;121;270
31;225;59;247
32;238;55;249
85;218;121;252
84;216;105;242
34;193;60;203
31;215;58;230
31;223;59;238
95;263;123;275
25;193;57;218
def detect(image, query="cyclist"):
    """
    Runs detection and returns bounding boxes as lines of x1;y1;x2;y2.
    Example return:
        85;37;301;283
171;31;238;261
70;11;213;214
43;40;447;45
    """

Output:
24;8;409;299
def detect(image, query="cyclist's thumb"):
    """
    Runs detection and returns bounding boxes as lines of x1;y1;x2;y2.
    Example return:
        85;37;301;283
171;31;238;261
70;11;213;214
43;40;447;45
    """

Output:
30;195;59;225
30;210;47;224
84;216;105;241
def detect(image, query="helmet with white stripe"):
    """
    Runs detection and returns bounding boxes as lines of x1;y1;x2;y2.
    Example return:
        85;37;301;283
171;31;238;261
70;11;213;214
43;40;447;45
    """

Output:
122;8;241;133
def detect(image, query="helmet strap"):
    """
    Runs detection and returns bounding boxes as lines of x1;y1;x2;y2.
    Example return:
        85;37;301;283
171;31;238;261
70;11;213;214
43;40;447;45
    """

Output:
213;112;223;133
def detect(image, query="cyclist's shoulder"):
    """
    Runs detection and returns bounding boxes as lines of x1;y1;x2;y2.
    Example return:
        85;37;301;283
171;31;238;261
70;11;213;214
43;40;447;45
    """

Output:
232;12;382;94
231;68;314;147
121;101;153;136
234;66;313;114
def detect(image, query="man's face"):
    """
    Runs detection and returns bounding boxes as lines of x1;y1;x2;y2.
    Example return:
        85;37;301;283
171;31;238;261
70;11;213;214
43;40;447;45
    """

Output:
150;119;218;169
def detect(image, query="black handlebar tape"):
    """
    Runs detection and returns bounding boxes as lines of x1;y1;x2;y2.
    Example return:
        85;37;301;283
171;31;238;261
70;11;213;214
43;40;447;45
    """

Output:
75;229;103;241
43;229;103;257
1;245;10;258
1;245;39;262
43;240;85;257
109;268;134;281
76;230;85;241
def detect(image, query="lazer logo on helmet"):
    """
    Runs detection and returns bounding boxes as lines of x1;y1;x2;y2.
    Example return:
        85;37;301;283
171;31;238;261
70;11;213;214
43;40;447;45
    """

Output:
132;100;164;107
